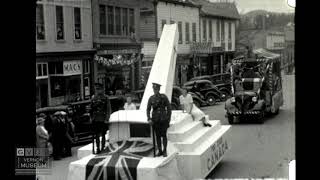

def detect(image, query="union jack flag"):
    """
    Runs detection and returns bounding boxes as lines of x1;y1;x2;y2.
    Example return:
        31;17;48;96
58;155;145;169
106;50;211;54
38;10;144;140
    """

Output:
86;140;154;180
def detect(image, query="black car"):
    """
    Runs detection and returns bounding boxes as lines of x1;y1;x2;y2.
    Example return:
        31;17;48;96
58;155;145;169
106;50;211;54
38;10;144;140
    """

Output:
190;73;232;98
183;80;225;106
132;86;203;110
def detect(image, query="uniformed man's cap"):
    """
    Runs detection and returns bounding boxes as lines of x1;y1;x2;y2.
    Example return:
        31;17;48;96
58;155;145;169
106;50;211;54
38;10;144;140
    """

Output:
152;82;161;88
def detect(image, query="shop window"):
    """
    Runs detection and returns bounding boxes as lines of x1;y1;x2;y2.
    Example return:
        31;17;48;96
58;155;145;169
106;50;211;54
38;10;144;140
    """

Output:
50;76;66;98
161;19;166;31
178;21;182;44
84;60;90;74
115;7;121;35
84;77;90;98
48;62;63;75
74;7;82;40
185;22;190;44
36;63;48;77
129;8;135;36
56;6;64;40
202;19;207;42
216;20;220;42
192;23;196;42
99;5;106;35
122;8;128;36
209;20;212;42
107;6;114;35
36;4;45;40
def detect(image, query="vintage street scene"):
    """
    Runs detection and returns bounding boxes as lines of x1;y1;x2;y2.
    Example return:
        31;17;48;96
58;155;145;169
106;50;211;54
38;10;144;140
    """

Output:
32;0;295;180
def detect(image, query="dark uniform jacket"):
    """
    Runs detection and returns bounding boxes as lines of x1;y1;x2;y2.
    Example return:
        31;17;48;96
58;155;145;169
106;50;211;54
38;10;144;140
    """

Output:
91;94;111;123
147;94;172;124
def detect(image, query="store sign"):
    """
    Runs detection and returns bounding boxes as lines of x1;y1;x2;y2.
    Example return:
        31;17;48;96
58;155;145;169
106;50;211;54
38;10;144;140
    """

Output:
190;42;223;54
63;60;82;76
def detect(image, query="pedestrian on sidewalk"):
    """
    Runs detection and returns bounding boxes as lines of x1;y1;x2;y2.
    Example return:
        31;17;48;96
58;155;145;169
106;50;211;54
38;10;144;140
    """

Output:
60;111;73;157
91;83;112;154
179;87;211;127
36;117;49;148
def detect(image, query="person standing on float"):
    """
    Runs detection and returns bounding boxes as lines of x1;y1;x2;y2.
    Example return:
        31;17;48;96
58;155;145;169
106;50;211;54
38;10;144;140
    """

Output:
147;83;172;157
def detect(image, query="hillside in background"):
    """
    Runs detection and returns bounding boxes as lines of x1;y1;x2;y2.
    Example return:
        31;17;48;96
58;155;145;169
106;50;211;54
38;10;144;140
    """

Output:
236;10;294;50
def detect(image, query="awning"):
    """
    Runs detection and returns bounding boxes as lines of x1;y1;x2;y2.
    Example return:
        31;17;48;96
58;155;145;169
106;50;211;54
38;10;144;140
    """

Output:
253;48;280;59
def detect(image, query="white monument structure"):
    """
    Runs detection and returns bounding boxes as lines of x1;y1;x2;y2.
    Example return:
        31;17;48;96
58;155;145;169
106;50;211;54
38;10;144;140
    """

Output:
67;24;231;180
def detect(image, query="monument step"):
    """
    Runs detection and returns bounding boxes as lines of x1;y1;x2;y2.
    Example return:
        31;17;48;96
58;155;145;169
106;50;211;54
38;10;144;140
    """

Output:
174;120;221;153
168;112;193;132
168;120;204;142
176;125;231;179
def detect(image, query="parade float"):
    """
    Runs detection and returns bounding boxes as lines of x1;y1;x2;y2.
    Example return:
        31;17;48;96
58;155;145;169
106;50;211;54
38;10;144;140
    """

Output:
67;24;231;180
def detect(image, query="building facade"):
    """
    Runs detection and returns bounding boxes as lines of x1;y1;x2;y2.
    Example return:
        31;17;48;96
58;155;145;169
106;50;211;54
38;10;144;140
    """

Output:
36;0;95;108
139;0;201;86
283;23;294;73
191;0;240;79
92;0;142;94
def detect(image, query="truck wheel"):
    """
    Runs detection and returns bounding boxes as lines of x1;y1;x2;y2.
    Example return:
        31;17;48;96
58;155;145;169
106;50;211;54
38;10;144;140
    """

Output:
227;115;234;124
206;94;216;106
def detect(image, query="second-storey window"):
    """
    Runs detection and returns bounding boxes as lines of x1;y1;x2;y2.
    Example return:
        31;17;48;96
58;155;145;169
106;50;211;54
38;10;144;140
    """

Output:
221;20;225;42
192;23;196;42
228;22;232;40
56;6;64;40
185;22;190;44
115;7;121;35
108;6;114;35
36;4;45;40
209;20;212;41
122;8;128;36
217;20;220;42
99;5;106;35
203;19;207;41
74;7;81;40
129;8;135;35
178;21;182;44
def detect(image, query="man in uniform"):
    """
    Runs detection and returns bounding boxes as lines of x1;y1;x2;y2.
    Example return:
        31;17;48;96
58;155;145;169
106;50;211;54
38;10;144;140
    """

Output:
91;83;112;153
147;83;172;157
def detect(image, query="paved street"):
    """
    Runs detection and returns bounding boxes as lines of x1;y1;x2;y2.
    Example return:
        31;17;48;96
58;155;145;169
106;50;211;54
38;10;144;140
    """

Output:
206;74;295;179
39;74;295;180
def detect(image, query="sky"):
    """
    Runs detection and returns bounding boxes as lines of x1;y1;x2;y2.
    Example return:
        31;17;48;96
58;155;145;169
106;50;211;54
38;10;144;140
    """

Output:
210;0;295;14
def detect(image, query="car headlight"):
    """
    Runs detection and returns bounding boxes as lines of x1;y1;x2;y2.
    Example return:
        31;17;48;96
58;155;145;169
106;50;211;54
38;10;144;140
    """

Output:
252;96;257;102
231;97;236;103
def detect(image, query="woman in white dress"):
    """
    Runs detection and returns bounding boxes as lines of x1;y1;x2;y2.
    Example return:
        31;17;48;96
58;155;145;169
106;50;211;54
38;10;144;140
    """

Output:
179;88;211;127
124;96;137;110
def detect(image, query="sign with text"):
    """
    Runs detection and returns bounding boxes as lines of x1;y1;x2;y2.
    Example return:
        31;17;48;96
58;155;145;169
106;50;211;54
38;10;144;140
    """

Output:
63;60;82;76
15;147;52;175
200;137;229;176
190;42;223;54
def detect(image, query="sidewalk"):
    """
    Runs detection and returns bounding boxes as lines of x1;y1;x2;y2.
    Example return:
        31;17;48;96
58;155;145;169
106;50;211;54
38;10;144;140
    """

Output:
37;146;83;180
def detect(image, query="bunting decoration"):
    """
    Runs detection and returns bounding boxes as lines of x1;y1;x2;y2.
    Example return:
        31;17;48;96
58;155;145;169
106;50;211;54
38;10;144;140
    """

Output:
94;54;140;67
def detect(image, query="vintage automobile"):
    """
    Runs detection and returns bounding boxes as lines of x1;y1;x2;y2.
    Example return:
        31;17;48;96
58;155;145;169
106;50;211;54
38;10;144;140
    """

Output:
132;86;204;110
183;79;225;106
225;48;284;124
35;95;134;146
190;73;232;98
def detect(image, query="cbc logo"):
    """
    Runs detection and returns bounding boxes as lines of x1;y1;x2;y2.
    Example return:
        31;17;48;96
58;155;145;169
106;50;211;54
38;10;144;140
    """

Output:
287;0;296;8
17;148;24;156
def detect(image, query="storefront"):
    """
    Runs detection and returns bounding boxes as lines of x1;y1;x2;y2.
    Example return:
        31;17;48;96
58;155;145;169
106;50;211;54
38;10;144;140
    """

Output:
93;45;142;95
36;51;95;108
190;42;230;77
